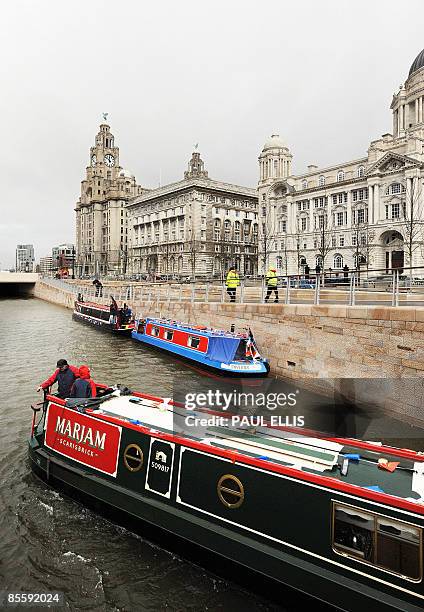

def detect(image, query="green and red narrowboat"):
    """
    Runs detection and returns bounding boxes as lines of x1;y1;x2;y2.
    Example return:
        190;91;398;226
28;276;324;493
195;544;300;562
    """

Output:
29;387;424;612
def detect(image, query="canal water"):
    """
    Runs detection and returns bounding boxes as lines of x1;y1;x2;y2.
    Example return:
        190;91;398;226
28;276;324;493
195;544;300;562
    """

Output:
0;297;422;611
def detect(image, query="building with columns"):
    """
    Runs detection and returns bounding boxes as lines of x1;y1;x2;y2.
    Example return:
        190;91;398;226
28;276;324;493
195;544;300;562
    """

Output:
258;49;424;276
75;123;145;277
127;151;258;277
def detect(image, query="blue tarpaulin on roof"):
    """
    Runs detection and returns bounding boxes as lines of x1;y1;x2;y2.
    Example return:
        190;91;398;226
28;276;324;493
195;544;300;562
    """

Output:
207;337;240;363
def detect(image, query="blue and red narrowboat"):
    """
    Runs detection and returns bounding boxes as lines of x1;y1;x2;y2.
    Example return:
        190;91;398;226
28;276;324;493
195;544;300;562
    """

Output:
73;299;135;336
131;318;270;376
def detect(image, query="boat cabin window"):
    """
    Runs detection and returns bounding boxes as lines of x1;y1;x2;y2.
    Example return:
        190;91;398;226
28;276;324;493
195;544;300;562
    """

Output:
332;502;422;581
164;329;174;341
188;336;200;349
151;326;160;337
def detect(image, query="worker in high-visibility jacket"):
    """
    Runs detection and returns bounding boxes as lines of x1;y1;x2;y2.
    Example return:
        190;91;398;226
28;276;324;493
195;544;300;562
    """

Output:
265;267;279;303
225;266;240;302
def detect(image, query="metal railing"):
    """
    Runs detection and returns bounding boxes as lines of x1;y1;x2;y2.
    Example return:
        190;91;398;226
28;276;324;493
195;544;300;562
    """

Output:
39;266;424;307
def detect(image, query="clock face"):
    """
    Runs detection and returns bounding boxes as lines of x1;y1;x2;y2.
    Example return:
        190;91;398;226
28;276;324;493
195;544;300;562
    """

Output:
104;153;115;167
91;154;97;167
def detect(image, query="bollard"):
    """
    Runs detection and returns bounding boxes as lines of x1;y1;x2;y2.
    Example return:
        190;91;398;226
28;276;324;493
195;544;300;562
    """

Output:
314;275;320;305
349;273;356;306
391;270;397;307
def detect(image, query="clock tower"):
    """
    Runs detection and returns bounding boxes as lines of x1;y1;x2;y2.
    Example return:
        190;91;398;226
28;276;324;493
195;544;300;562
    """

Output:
75;121;144;277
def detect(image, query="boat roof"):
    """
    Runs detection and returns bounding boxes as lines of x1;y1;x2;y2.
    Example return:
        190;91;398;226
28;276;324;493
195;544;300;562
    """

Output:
75;301;110;311
80;392;424;512
145;317;248;339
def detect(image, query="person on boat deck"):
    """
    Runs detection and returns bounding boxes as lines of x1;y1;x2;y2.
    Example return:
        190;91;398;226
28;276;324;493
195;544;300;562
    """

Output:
69;365;97;398
265;267;279;303
225;266;240;303
109;296;119;326
37;359;79;399
121;303;132;324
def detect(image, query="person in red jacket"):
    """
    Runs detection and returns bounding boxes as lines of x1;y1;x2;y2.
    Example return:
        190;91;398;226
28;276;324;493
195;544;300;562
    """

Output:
69;365;97;398
37;359;80;399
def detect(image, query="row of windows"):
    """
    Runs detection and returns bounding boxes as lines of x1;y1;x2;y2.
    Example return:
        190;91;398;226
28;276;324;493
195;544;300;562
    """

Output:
296;189;369;211
215;219;258;230
333;502;421;581
293;208;368;231
150;327;201;349
301;166;365;189
277;233;366;250
298;178;406;198
214;231;258;243
77;306;110;321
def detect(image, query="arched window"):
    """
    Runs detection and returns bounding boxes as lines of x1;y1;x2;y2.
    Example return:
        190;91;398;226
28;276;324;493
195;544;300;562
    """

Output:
300;256;307;266
302;179;308;190
333;254;343;269
224;220;231;229
318;176;325;187
387;183;405;195
315;255;323;268
337;170;345;182
357;165;365;177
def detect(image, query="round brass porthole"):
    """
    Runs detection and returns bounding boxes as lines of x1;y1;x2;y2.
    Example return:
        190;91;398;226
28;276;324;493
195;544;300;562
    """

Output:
123;444;144;472
217;474;245;509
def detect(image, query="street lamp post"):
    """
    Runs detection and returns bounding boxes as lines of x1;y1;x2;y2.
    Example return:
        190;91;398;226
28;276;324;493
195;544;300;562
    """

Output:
71;247;75;279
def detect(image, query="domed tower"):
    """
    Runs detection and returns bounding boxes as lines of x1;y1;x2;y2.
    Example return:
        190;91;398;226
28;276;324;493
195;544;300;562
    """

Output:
258;134;292;186
257;135;294;274
391;48;424;138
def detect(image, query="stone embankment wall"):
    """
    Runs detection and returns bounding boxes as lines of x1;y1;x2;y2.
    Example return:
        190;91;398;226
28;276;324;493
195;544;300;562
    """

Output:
33;280;76;309
34;280;424;424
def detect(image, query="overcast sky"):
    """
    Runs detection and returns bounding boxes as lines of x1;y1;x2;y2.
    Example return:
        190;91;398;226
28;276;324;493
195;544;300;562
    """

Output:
2;0;424;267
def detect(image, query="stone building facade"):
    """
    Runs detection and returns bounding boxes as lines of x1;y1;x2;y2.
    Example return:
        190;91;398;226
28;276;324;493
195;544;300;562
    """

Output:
75;123;144;276
258;49;424;276
127;151;258;277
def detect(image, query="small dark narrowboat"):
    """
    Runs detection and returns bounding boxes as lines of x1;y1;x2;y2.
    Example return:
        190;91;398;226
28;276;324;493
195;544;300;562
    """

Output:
132;318;269;376
29;387;424;612
73;299;134;336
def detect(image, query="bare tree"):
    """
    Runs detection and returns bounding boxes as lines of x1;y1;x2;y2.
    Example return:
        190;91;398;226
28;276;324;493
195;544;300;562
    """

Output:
258;204;277;274
401;177;424;282
161;241;171;279
313;210;335;275
350;214;375;278
187;230;198;279
293;218;305;276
